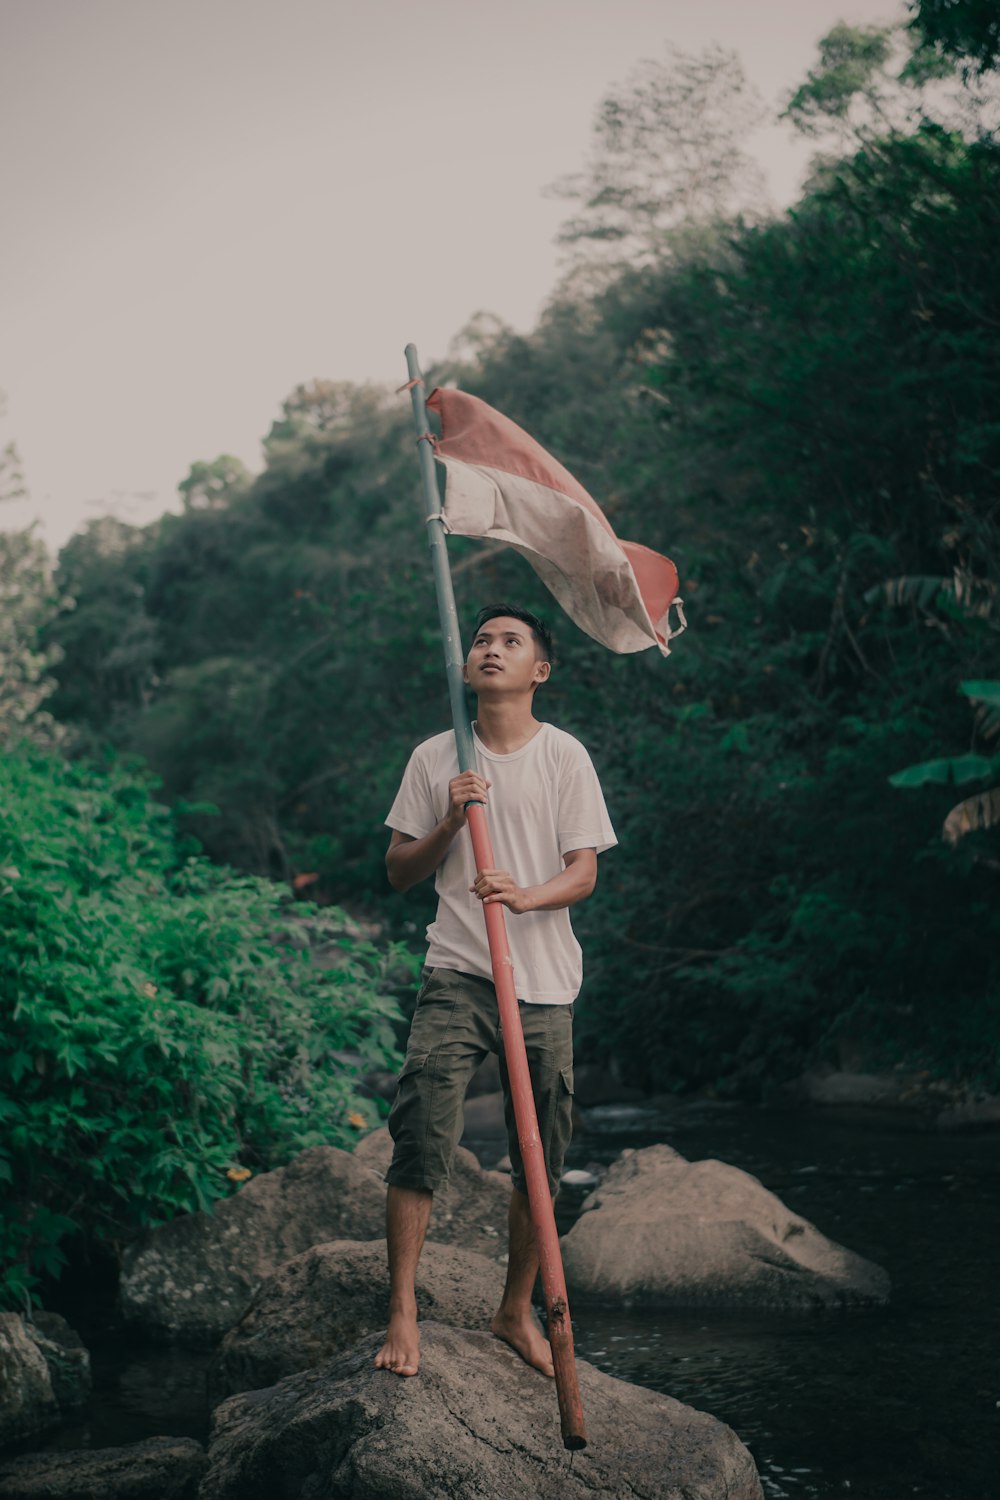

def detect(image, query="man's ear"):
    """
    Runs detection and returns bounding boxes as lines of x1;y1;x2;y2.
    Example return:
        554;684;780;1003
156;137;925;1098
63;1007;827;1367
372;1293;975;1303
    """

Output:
462;663;470;684
533;660;551;687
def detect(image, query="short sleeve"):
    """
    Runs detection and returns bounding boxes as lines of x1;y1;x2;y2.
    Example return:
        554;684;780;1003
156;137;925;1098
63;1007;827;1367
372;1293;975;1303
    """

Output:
385;744;439;840
557;752;617;857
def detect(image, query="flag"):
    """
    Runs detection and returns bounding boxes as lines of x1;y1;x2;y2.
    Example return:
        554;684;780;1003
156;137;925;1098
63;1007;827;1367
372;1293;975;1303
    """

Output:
426;387;685;655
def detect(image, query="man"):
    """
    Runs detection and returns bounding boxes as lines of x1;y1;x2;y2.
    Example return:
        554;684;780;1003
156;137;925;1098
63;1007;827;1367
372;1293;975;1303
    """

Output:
374;604;616;1379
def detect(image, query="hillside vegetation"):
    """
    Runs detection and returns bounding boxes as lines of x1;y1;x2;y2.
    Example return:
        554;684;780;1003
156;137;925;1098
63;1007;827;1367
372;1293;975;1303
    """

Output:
31;15;1000;1105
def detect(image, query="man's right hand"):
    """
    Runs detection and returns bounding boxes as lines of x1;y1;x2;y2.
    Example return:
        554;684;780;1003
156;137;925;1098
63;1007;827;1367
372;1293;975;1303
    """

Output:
445;772;491;833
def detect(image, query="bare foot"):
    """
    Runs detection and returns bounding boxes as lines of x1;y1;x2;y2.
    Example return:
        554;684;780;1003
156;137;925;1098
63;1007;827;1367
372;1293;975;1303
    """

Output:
490;1309;554;1377
374;1308;420;1376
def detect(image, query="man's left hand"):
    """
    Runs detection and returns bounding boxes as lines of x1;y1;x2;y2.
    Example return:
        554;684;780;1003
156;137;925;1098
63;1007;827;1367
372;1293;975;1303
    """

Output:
470;869;534;914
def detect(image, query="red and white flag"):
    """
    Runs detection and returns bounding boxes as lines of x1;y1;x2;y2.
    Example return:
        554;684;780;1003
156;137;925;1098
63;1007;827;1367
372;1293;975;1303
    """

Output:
426;387;685;655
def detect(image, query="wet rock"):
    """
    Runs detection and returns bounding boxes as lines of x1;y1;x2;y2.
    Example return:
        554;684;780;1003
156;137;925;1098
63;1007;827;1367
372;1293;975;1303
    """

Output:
795;1070;924;1107
0;1315;59;1449
562;1144;890;1310
560;1168;601;1191
460;1089;507;1142
466;1051;501;1098
353;1128;511;1255
119;1146;387;1348
23;1313;90;1413
793;1068;972;1115
209;1237;503;1401
200;1324;763;1500
577;1101;662;1133
935;1094;1000;1130
572;1062;645;1108
0;1436;206;1499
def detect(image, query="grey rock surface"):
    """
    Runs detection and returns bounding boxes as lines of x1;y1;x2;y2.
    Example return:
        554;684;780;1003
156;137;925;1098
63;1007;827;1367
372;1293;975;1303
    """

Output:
209;1238;503;1402
562;1144;890;1309
0;1436;206;1499
353;1128;511;1255
23;1313;91;1412
0;1314;59;1449
459;1090;507;1143
201;1323;764;1500
796;1069;928;1107
119;1146;387;1348
936;1094;1000;1129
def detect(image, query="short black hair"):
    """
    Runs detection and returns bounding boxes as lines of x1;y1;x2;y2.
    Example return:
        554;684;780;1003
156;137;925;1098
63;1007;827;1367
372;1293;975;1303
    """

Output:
473;604;554;664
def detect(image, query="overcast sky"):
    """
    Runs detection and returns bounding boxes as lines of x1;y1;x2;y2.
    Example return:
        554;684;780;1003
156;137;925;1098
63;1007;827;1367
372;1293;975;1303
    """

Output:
2;0;904;550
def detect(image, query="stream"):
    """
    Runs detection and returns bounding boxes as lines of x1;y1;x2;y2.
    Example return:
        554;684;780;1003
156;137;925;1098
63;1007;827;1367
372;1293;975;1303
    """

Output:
39;1102;999;1500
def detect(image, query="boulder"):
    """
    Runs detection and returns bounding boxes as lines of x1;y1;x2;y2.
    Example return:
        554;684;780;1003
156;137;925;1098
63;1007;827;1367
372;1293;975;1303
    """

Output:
561;1144;890;1310
353;1128;511;1255
796;1069;924;1107
119;1146;387;1348
200;1324;763;1499
0;1314;60;1449
459;1090;507;1143
572;1062;645;1107
936;1094;1000;1129
22;1312;90;1413
466;1051;501;1098
209;1238;504;1402
0;1436;206;1499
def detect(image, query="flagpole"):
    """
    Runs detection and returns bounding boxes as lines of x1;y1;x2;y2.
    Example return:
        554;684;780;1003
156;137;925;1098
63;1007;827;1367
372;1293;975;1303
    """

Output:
402;344;587;1451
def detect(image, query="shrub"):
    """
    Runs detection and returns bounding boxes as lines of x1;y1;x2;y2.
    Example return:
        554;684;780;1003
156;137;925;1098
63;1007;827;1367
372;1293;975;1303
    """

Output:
0;747;412;1309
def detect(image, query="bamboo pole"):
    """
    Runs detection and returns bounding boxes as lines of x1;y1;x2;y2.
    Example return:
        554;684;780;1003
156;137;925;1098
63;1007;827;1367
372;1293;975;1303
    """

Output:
402;344;587;1450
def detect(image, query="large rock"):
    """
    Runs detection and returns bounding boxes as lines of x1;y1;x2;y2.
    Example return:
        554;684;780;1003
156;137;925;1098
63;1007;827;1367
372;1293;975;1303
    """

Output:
119;1146;387;1348
0;1314;60;1449
200;1324;763;1499
353;1128;511;1255
23;1312;90;1413
209;1238;504;1401
562;1144;890;1309
0;1436;206;1499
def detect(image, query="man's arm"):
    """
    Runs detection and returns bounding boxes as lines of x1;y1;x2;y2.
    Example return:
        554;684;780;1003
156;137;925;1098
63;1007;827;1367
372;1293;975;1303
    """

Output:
470;847;597;916
385;770;491;893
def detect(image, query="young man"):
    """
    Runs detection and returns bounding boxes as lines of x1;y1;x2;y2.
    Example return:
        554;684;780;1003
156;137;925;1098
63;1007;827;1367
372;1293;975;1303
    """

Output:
374;604;616;1379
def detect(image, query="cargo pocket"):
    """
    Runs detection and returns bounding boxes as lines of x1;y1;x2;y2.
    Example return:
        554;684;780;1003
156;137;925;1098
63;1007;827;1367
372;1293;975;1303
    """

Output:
397;1053;429;1084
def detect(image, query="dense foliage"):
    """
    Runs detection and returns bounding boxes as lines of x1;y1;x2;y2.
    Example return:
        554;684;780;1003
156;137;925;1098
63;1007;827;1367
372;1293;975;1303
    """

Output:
34;18;1000;1103
909;0;1000;72
0;747;409;1309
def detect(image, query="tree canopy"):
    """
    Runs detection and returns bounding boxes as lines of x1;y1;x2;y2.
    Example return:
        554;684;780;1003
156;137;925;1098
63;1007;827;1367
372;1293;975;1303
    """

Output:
26;18;1000;1112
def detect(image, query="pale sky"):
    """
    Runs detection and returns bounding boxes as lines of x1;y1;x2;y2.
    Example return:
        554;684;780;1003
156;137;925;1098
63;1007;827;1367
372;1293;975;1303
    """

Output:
2;0;904;551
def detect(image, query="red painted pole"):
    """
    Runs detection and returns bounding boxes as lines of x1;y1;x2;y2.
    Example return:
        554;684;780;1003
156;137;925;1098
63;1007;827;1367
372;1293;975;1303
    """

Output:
464;802;586;1450
402;345;587;1450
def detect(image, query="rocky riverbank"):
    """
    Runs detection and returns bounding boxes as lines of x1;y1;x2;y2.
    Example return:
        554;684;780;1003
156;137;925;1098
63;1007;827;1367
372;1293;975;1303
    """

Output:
2;1121;896;1498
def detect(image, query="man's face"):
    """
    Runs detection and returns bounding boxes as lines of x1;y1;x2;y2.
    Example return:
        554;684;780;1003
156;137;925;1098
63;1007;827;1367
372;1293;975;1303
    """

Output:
464;616;551;695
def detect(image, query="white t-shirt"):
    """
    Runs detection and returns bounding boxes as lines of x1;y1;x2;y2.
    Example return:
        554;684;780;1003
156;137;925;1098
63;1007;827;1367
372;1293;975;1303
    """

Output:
385;722;617;1005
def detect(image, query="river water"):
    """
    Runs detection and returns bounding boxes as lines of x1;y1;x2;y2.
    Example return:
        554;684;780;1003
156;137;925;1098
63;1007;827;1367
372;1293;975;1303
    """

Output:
42;1103;998;1500
558;1101;999;1500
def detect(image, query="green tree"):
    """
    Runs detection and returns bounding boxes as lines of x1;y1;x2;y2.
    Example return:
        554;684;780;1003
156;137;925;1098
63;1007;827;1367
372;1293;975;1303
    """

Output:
0;403;64;747
178;454;252;512
548;44;766;278
909;0;1000;72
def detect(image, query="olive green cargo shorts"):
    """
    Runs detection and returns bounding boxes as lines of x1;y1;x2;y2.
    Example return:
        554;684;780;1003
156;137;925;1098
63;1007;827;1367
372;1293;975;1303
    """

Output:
385;967;574;1197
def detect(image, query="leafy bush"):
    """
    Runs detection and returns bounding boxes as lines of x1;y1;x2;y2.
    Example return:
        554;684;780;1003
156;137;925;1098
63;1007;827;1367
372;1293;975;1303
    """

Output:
0;746;412;1310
